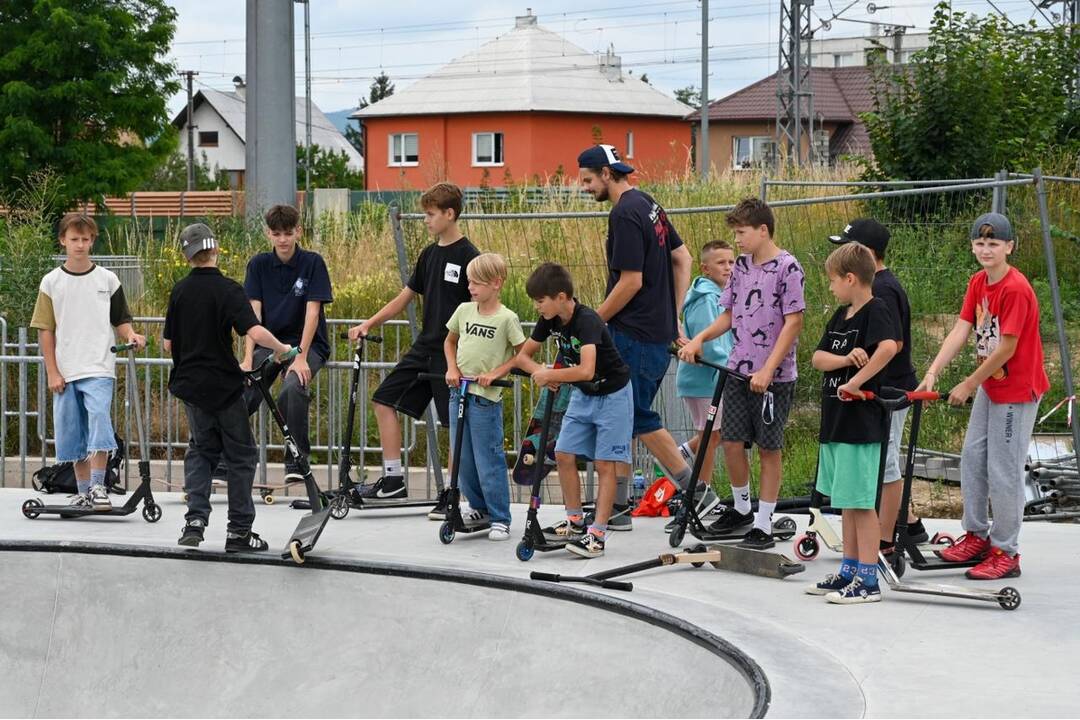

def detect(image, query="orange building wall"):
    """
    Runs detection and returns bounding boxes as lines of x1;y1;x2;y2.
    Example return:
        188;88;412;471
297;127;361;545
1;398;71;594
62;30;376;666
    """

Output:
363;112;691;190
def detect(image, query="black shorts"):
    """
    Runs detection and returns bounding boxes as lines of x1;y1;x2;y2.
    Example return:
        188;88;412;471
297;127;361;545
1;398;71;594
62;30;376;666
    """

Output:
371;346;450;425
720;379;796;451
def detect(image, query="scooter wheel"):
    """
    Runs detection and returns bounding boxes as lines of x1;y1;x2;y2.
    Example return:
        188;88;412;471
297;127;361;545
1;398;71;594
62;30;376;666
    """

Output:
263;493;276;506
142;503;162;523
516;541;535;562
794;534;819;561
22;499;43;519
890;550;906;578
182;493;189;502
931;532;955;547
289;540;306;564
439;521;455;545
997;586;1021;611
669;522;686;549
329;496;350;520
774;516;797;541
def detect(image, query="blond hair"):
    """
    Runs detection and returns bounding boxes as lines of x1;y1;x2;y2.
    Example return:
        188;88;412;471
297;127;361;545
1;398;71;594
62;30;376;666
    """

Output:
825;242;876;286
466;253;508;285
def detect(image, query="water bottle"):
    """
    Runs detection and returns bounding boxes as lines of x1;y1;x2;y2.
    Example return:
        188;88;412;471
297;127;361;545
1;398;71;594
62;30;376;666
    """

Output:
632;470;646;501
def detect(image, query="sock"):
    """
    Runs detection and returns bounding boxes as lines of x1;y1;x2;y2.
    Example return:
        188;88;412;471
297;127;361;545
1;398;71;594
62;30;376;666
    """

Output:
670;464;693;494
90;468;106;489
839;557;858;580
76;477;91;495
678;442;695;465
383;458;402;477
615;475;630;507
566;508;584;527
754;499;776;533
588;523;607;538
857;562;879;588
731;485;751;515
880;539;895;551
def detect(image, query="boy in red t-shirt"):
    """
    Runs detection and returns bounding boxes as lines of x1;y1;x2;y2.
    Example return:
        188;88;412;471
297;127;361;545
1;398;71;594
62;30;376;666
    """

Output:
917;213;1049;580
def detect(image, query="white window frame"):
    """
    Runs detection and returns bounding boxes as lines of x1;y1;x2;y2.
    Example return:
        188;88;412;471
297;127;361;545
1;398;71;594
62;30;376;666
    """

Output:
471;131;504;167
732;135;773;169
625;130;635;158
388;132;419;167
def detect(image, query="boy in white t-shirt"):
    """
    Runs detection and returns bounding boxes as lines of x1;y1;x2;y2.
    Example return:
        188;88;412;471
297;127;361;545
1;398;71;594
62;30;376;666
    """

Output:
30;214;145;510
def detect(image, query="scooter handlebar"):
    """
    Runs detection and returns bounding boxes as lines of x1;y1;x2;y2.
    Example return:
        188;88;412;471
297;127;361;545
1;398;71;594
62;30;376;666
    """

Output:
417;372;513;388
510;366;601;393
668;347;751;383
339;331;383;343
110;343;136;353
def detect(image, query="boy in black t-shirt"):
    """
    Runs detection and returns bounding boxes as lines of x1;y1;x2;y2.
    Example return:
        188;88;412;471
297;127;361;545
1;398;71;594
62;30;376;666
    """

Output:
828;219;929;553
163;224;293;552
347;182;479;510
807;243;900;604
514;263;633;559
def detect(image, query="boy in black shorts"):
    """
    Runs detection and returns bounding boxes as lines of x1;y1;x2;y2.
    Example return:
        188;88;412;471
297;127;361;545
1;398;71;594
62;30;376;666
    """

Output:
347;182;479;513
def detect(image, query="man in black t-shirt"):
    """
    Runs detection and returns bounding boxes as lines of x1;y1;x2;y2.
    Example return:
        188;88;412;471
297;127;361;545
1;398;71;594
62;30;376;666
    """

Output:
347;183;479;509
515;263;634;558
164;223;293;553
579;144;694;530
828;219;930;550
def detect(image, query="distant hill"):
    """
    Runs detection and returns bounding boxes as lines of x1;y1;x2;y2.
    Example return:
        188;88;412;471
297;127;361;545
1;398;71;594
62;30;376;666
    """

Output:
325;108;359;134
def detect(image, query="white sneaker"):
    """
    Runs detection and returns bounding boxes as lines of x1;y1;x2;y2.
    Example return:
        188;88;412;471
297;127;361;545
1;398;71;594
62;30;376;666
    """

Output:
89;485;112;512
68;494;92;509
488;522;510;541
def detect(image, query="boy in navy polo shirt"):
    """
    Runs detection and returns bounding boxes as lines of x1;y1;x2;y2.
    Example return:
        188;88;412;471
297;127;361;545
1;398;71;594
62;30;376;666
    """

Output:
238;204;333;480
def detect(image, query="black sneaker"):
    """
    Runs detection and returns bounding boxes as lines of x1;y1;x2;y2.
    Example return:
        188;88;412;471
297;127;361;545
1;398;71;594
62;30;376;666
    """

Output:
178;519;206;547
906;518;929;545
284;461;306;483
542;519;586;541
211;462;227;482
566;531;605;558
737;527;775;550
358;475;406;501
225;530;269;553
427;488;450;520
707;506;754;534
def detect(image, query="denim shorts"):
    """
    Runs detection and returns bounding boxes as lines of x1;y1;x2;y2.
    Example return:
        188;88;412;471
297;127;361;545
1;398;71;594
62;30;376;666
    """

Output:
610;327;671;437
554;383;634;464
53;376;118;462
883;405;909;484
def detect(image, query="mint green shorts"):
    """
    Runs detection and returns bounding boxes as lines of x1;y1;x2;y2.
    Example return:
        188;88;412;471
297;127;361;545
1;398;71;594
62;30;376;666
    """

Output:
815;442;883;510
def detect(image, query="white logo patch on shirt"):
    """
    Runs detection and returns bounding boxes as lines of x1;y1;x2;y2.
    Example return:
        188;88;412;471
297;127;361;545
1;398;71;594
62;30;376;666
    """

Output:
444;263;461;283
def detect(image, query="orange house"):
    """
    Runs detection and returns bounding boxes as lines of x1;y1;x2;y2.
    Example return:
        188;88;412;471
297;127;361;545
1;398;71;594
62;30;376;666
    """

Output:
353;12;692;190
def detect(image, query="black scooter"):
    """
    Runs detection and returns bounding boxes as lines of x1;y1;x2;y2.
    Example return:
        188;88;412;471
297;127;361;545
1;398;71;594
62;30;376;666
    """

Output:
22;342;161;523
418;372;513;544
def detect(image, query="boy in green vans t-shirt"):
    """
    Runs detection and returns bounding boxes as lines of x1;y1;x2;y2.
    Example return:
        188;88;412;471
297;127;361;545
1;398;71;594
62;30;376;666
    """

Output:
444;253;526;541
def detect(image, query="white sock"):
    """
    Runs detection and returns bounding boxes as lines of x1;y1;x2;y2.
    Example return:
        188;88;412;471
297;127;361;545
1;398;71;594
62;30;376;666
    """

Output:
383;458;402;477
754;500;777;533
731;485;751;515
678;442;695;465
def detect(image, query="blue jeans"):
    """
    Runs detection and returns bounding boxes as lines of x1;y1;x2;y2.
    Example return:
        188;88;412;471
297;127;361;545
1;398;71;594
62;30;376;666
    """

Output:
610;327;671;437
53;377;118;462
448;388;511;526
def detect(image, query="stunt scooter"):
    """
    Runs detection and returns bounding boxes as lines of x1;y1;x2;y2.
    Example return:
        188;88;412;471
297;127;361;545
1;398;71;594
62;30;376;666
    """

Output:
22;342;161;523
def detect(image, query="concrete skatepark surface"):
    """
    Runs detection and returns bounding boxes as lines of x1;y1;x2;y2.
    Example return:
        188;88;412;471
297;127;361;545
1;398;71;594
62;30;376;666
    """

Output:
1;488;1079;717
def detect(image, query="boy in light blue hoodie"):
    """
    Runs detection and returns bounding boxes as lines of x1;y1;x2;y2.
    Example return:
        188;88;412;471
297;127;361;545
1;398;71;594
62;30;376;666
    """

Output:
673;240;735;523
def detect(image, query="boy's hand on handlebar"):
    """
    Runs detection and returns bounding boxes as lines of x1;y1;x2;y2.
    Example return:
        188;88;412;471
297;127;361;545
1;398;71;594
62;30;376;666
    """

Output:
239;358;252;372
677;340;702;364
445;367;461;388
846;348;868;368
837;381;866;401
915;372;936;393
749;368;772;394
476;371;501;387
532;367;559;390
675;329;690;348
127;332;146;351
948;379;976;407
347;321;373;342
272;344;296;364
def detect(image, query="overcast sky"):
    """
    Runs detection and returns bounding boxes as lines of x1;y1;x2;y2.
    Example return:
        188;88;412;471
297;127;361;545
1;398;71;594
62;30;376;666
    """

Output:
164;0;1056;118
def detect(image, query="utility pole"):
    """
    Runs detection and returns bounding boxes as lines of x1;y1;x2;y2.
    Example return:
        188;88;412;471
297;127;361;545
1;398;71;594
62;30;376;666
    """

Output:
181;70;199;191
700;0;709;180
776;0;814;166
295;0;312;199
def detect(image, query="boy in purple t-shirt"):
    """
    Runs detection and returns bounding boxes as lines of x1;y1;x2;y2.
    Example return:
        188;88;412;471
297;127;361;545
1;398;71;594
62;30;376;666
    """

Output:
679;198;805;550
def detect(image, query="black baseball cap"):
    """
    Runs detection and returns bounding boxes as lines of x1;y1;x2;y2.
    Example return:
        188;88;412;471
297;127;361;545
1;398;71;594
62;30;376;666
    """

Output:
828;218;890;256
577;144;635;174
969;212;1014;241
179;222;217;260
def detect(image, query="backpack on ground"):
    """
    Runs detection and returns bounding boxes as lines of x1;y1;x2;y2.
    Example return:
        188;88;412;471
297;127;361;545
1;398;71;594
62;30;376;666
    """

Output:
31;434;127;495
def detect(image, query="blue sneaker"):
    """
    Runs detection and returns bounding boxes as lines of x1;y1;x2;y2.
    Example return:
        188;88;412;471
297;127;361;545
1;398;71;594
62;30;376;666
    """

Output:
825;576;882;605
805;573;853;596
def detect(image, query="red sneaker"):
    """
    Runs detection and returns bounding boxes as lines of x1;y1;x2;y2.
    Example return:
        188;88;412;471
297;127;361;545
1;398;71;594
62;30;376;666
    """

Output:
937;533;990;563
966;547;1021;580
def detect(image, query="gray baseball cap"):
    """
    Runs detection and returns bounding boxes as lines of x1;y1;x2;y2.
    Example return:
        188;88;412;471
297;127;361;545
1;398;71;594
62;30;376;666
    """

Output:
179;223;217;260
969;213;1014;242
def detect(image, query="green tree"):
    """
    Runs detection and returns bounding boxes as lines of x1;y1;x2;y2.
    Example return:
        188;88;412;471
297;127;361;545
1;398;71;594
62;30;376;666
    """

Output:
675;85;701;108
863;2;1080;179
296;144;364;190
141;151;229;191
0;0;181;213
0;171;64;327
346;71;395;156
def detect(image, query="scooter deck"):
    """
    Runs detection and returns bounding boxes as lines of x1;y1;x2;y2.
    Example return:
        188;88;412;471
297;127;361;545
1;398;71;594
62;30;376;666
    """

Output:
689;519;796;543
282;508;331;561
698;544;806;578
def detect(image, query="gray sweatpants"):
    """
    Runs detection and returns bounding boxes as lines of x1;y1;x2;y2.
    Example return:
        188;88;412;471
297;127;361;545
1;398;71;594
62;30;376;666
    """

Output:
959;387;1040;555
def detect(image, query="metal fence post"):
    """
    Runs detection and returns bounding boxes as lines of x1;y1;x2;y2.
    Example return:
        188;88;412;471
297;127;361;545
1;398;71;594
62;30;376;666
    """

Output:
18;327;28;487
1;316;6;484
992;168;1008;216
760;175;768;201
1033;168;1080;474
389;203;446;491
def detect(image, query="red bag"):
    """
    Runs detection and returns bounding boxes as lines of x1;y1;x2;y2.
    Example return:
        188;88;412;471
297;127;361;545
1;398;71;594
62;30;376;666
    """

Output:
631;476;677;517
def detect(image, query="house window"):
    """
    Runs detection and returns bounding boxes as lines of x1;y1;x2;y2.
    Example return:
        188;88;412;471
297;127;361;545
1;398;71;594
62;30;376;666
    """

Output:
625;130;635;158
732;136;774;169
472;132;504;166
389;133;419;166
198;131;218;147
